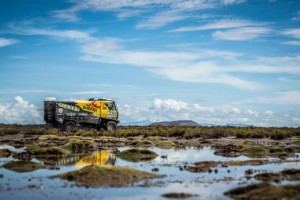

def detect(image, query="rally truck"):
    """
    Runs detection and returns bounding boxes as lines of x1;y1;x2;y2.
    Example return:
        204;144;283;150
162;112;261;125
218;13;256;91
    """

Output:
44;98;119;132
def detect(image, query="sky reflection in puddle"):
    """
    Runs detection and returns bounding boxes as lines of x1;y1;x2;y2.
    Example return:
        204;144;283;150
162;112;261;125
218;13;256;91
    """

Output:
0;145;299;200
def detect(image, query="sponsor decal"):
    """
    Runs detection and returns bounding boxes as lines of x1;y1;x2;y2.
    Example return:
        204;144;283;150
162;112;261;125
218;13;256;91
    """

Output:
58;103;80;112
83;103;97;112
58;108;64;114
91;102;101;109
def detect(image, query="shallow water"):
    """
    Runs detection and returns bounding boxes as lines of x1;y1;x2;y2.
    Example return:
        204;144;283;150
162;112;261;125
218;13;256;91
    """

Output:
0;145;299;200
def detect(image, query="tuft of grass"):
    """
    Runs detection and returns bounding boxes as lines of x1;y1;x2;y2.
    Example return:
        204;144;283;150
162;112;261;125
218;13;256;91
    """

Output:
242;146;268;158
254;169;300;182
116;149;158;162
45;128;60;135
224;183;300;200
38;134;66;141
0;148;12;158
2;161;44;173
75;129;99;137
52;165;163;187
156;141;176;149
131;139;155;147
62;138;97;153
26;143;70;156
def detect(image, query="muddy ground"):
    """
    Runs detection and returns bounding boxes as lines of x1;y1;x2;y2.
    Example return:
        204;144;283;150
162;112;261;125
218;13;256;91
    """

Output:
0;125;300;199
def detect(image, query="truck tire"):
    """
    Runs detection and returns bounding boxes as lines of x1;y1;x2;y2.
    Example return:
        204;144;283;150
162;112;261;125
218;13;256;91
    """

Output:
45;123;53;129
65;121;76;133
106;121;117;132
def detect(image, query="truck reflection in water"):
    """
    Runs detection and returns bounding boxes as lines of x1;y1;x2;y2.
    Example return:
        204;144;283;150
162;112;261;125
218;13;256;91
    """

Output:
56;150;116;167
75;150;116;167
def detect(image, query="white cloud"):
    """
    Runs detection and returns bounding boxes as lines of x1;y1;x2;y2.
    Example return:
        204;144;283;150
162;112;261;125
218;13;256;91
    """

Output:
8;23;95;42
136;11;188;29
0;38;18;47
118;98;299;127
292;11;300;21
170;19;258;32
0;96;298;127
0;96;43;124
45;97;56;101
80;39;300;90
282;28;300;39
10;55;28;59
264;110;274;117
51;9;80;22
51;0;247;28
82;40;122;52
244;109;259;117
213;27;272;41
245;91;300;106
71;91;104;95
153;99;188;111
282;41;300;46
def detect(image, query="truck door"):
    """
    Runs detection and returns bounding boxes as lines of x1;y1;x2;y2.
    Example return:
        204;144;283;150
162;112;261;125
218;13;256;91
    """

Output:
100;101;118;119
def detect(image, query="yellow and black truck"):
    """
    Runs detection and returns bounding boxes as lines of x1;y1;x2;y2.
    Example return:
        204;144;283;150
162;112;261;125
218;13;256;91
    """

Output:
44;98;119;132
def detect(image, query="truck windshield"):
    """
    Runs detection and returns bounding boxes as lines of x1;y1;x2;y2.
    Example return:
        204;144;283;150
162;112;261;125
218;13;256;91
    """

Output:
106;102;116;110
113;102;118;111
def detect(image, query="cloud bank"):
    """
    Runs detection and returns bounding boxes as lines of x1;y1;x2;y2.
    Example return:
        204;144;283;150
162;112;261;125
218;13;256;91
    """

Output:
118;98;300;127
51;0;247;28
0;96;298;127
0;96;43;124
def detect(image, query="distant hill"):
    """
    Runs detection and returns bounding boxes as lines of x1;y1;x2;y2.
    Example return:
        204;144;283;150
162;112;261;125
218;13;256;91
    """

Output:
149;120;199;126
119;120;152;126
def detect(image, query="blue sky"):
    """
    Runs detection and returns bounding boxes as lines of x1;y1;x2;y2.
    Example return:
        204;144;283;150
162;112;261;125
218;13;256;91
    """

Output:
0;0;300;126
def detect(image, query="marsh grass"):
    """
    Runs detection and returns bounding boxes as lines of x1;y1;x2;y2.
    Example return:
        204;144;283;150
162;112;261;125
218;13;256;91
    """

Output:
0;124;299;140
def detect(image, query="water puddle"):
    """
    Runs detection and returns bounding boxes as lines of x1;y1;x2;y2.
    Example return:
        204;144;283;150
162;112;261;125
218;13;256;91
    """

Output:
0;145;299;200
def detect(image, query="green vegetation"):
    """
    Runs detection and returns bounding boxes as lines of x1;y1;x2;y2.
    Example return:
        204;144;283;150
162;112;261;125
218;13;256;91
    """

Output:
130;139;155;147
0;148;12;158
224;183;300;200
38;134;67;142
156;141;176;149
53;165;163;187
62;137;97;153
0;124;299;140
27;143;70;156
242;146;268;158
75;128;98;137
2;161;44;173
255;169;300;182
116;149;158;162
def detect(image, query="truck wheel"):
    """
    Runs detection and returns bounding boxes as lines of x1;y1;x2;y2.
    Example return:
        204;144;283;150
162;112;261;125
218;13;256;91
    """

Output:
106;121;117;132
45;123;53;129
65;121;76;133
